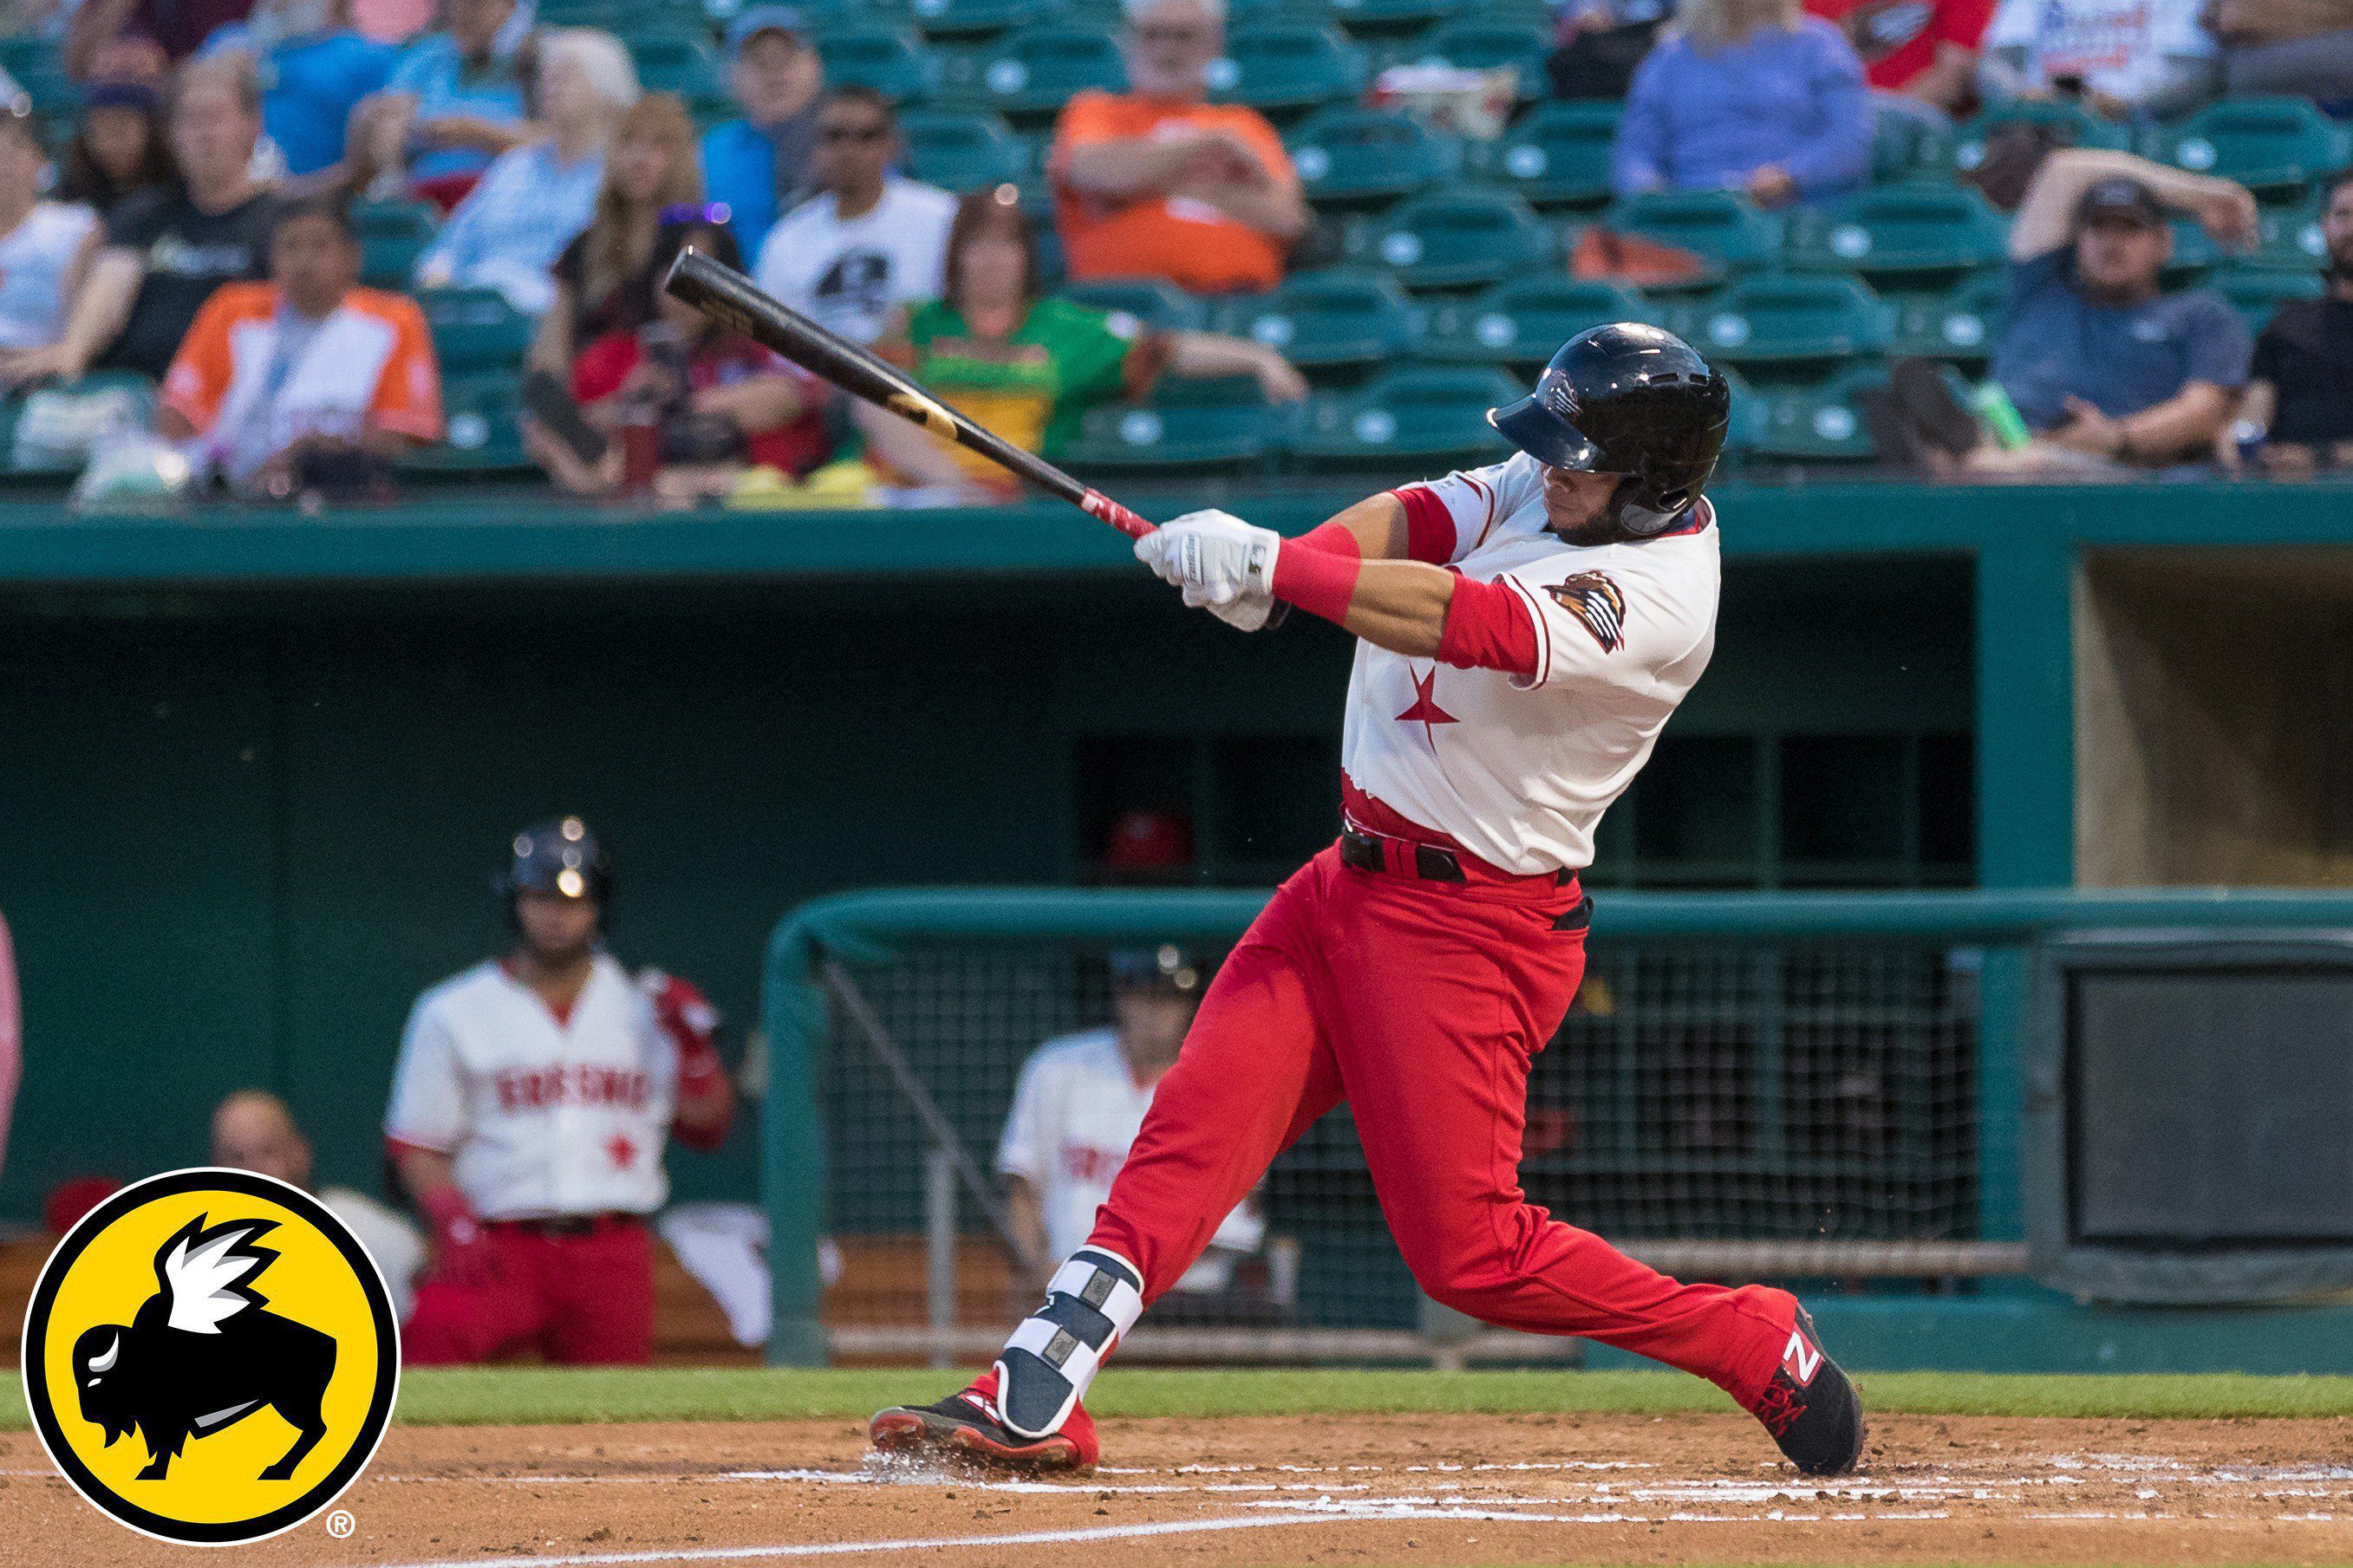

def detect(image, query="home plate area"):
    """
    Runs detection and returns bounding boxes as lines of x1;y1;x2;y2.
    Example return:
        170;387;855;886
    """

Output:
13;1413;2353;1566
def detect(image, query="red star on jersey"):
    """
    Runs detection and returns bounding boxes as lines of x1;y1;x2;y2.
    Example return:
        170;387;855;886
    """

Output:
1394;666;1457;748
604;1133;638;1169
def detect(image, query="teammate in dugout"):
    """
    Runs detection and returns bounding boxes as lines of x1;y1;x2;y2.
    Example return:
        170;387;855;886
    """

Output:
872;323;1867;1478
386;817;734;1363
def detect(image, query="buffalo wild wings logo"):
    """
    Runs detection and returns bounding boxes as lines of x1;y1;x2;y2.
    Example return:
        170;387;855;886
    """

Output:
1545;571;1627;653
21;1168;397;1544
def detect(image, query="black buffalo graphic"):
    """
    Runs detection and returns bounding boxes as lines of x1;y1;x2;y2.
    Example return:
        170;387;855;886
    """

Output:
69;1216;336;1481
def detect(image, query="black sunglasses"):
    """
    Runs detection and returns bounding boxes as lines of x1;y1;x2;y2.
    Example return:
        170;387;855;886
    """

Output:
820;123;890;144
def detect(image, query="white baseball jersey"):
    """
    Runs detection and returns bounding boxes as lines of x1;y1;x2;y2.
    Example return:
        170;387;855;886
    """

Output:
1344;452;1721;875
386;953;681;1220
997;1027;1265;1291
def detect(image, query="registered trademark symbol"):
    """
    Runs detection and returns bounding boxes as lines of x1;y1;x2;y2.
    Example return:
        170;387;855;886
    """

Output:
326;1510;356;1538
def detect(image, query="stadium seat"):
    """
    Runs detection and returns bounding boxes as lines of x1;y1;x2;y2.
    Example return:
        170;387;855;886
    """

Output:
935;24;1127;117
352;199;439;289
1326;0;1468;31
407;371;530;473
2212;264;2325;332
1608;191;1783;285
1782;183;2008;283
1465;101;1620;210
1743;362;1891;463
1388;20;1550;101
2244;195;2331;270
811;24;936;101
1870;101;1953;184
1418;276;1653;368
2163;218;2220;285
1885;273;2004;367
419;288;535;373
1717;366;1769;459
1292;366;1518;467
1213;24;1369;116
1658;274;1893;371
2141;96;2352;200
1339;187;1555;290
625;35;725;100
902;0;1053;37
900;109;1027;193
1209;268;1420;371
1059;376;1295;472
1952;101;2128;173
1055;277;1210;330
1286;106;1462;206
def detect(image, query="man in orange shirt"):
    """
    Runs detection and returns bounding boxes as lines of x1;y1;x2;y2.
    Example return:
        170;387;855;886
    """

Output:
1050;0;1307;295
161;195;443;497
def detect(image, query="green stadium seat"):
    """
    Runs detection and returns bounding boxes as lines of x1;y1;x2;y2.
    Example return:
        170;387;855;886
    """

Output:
1213;24;1369;116
1885;273;2004;366
1717;366;1769;458
2141;96;2352;200
419;288;535;373
936;24;1127;117
811;24;936;101
1055;277;1210;330
1659;274;1893;371
1783;183;2007;282
900;109;1027;193
2212;264;2326;332
407;371;530;473
1744;362;1891;463
903;0;1053;37
1609;191;1783;285
1870;101;1953;184
1418;277;1653;368
1339;187;1555;290
1326;0;1468;31
1293;366;1518;468
1287;106;1461;206
352;198;439;288
1059;376;1294;472
2163;218;2220;285
1209;268;1419;370
1952;101;2128;173
1466;101;1620;210
1390;20;1550;100
625;35;725;99
2244;195;2331;270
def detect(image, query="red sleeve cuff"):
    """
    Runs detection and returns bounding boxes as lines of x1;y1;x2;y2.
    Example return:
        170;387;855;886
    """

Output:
1435;574;1541;680
1389;485;1457;564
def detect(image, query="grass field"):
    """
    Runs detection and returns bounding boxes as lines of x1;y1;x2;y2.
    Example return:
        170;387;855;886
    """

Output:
9;1365;2353;1430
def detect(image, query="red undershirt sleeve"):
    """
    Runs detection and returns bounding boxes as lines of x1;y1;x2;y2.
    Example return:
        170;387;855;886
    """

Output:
1387;485;1458;564
1435;573;1541;680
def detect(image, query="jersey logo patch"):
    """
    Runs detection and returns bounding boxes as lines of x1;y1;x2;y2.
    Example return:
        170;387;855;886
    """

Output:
1545;572;1626;653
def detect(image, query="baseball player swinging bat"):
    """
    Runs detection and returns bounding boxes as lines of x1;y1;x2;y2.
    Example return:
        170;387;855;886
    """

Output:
662;249;1154;540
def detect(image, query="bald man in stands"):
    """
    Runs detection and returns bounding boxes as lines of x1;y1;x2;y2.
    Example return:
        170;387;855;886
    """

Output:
211;1089;427;1320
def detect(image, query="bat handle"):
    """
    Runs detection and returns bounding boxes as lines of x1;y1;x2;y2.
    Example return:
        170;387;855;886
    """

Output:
1079;489;1155;539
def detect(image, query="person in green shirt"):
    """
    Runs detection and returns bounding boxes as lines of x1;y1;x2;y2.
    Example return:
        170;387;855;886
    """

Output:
859;185;1306;500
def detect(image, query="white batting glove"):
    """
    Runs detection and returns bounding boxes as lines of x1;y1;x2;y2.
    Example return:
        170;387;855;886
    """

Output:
1133;510;1280;630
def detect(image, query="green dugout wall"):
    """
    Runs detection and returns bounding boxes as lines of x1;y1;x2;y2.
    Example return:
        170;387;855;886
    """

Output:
0;481;2344;1227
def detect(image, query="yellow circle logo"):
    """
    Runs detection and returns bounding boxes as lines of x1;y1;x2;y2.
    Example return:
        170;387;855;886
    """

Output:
19;1168;399;1545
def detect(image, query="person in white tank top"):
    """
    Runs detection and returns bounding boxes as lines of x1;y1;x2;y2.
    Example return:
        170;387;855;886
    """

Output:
0;106;97;355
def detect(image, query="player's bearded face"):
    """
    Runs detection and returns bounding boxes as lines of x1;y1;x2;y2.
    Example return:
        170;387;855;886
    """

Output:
1539;465;1626;544
515;891;601;963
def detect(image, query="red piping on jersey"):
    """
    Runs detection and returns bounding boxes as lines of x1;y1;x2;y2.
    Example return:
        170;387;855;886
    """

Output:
1434;572;1540;679
1387;485;1457;564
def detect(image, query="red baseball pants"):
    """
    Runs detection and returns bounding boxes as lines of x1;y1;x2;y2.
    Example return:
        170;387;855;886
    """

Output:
404;1217;655;1366
1087;842;1801;1409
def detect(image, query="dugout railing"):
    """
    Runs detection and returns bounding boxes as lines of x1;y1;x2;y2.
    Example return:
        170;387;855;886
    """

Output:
760;885;2353;1367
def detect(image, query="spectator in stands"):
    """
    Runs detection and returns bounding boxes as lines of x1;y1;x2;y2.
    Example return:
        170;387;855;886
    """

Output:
701;6;823;257
2;57;279;387
998;946;1268;1306
753;86;954;348
1804;0;1994;116
1613;0;1872;207
58;79;178;219
69;0;251;69
536;94;706;382
0;107;100;357
199;0;397;179
2209;0;2353;109
160;196;441;496
210;1088;426;1320
1976;0;2214;118
347;0;537;208
414;27;636;316
859;188;1306;500
1547;0;1677;103
1049;0;1307;295
2226;172;2353;477
530;218;829;500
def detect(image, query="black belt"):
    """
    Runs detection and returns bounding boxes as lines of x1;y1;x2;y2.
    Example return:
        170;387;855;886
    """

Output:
1340;827;1467;882
492;1212;642;1237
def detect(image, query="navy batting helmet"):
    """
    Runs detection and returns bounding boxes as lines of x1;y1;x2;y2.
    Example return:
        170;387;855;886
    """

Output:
498;817;612;911
1487;322;1731;537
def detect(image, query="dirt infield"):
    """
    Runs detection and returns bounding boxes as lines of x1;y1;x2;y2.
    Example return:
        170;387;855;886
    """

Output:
8;1411;2352;1566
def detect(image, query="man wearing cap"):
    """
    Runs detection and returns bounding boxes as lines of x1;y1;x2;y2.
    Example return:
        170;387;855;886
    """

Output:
348;0;538;207
384;817;734;1364
996;945;1265;1302
701;6;824;257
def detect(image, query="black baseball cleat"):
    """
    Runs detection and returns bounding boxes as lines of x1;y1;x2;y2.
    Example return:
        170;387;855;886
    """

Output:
868;1389;1097;1474
1750;1307;1866;1476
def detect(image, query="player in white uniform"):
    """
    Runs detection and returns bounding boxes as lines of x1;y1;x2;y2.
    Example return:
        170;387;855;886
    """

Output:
386;817;733;1364
998;946;1264;1301
875;325;1865;1478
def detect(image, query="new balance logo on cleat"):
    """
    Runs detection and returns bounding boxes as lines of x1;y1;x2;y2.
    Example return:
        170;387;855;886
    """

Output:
1750;1308;1865;1477
1781;1327;1824;1386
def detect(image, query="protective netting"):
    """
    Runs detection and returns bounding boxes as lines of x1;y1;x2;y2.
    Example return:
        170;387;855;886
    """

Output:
818;939;1978;1337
